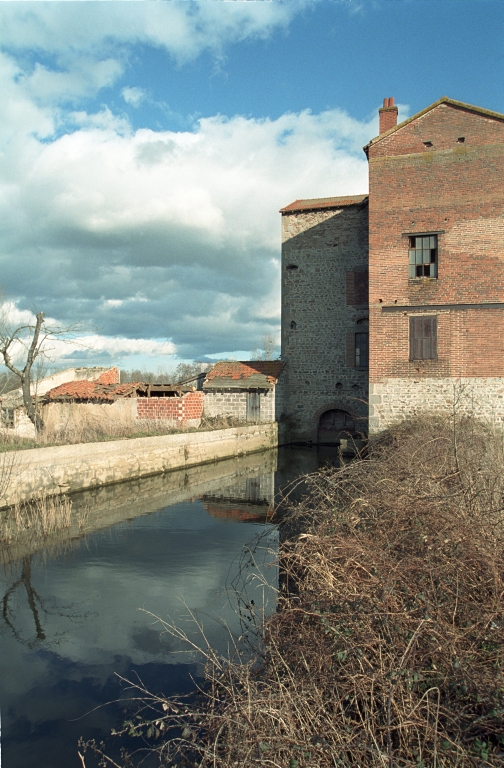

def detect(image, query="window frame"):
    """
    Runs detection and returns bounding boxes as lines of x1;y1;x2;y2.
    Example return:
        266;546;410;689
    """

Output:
409;315;437;361
355;331;369;369
408;234;438;279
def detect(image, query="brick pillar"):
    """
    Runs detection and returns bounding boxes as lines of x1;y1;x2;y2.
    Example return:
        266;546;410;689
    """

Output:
379;97;398;134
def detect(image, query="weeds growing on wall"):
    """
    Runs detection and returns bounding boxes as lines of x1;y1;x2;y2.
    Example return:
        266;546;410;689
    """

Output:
80;414;504;767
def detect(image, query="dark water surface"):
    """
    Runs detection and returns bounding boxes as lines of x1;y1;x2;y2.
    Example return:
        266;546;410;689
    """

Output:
0;446;337;768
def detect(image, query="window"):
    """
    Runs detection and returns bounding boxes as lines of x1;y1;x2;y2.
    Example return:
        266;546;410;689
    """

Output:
410;316;437;360
355;332;369;368
409;235;437;278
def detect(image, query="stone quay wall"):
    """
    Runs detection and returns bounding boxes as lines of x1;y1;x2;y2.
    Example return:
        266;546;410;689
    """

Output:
0;423;279;508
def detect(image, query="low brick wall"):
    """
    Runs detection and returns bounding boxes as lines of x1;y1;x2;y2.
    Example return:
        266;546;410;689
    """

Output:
136;391;204;426
0;423;279;508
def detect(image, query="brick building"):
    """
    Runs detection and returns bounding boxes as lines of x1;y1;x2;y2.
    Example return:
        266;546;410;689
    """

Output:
280;96;504;440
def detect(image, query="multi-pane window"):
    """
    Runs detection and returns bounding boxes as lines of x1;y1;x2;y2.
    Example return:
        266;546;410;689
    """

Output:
409;235;437;278
409;316;437;360
355;332;369;369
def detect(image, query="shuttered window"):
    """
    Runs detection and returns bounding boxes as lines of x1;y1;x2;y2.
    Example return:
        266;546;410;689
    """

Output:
409;316;437;360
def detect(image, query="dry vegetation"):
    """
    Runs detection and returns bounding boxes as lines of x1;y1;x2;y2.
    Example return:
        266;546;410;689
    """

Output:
81;414;504;768
0;414;251;452
0;491;73;544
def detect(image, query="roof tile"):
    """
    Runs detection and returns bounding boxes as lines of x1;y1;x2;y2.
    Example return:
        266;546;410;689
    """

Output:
205;361;284;383
280;194;368;214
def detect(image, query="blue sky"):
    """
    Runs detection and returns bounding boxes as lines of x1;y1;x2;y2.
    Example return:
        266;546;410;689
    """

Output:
0;0;503;373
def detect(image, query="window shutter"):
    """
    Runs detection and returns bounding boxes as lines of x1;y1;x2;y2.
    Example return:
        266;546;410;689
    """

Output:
346;332;356;367
354;270;369;305
346;270;368;306
346;272;355;306
410;316;437;360
423;316;437;360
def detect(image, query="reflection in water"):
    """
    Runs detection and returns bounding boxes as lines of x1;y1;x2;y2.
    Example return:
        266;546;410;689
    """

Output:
2;556;46;643
0;445;338;768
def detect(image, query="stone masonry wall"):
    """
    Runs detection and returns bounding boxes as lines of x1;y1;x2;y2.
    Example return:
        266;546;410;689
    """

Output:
369;377;504;433
281;203;369;441
203;389;275;422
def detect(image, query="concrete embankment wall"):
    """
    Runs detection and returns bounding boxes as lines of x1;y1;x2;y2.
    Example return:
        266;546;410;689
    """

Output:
1;423;279;508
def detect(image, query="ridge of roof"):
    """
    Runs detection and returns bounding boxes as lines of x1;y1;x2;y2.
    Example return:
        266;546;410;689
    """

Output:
280;194;368;214
364;97;504;154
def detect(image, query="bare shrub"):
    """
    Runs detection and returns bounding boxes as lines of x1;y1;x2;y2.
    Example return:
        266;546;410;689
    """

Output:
80;414;504;767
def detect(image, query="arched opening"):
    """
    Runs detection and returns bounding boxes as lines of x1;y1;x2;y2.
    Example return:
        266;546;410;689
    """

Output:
317;409;355;444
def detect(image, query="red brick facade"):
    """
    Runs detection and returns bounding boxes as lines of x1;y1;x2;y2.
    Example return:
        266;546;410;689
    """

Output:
367;100;504;385
136;391;204;425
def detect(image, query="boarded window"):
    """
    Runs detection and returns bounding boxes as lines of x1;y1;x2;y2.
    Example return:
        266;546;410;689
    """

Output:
410;316;437;360
346;269;368;305
346;332;356;367
246;392;261;422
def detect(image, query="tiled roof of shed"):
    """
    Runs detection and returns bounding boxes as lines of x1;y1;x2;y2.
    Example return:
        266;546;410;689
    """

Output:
45;381;145;402
205;361;285;384
280;194;368;214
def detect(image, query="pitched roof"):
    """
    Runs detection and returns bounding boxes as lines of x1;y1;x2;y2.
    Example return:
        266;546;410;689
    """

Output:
44;380;145;402
280;194;368;214
205;361;285;385
364;96;504;154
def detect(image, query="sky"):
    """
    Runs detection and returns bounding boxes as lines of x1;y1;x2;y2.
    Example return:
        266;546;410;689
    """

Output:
0;0;503;374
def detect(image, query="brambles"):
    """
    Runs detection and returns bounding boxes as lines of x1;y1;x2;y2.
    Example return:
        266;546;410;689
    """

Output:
80;414;504;767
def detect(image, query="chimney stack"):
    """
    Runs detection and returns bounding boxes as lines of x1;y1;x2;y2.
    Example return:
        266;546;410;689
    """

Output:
379;97;398;134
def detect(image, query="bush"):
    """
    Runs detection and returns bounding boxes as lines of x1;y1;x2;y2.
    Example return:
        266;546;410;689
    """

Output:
81;415;504;767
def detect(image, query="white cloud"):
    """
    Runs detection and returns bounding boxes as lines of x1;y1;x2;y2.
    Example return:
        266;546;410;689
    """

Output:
0;97;377;363
0;1;389;367
0;2;311;64
121;86;146;108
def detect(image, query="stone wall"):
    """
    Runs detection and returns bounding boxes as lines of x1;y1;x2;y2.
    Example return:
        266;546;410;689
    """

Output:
203;389;276;422
0;423;279;508
369;377;504;433
281;202;369;441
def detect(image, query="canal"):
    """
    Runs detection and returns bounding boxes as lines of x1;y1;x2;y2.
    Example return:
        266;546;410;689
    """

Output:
0;446;338;768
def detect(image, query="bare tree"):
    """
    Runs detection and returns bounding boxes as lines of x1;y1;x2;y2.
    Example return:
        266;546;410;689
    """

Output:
0;304;84;432
251;332;278;361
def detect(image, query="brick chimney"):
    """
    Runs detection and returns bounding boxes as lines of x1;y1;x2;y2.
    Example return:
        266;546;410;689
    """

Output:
379;97;398;134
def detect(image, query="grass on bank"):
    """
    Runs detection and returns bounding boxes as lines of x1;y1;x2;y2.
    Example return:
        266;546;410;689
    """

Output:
81;413;504;768
0;415;252;453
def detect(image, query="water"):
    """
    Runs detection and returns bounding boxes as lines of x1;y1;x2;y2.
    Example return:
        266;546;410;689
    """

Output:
0;446;337;768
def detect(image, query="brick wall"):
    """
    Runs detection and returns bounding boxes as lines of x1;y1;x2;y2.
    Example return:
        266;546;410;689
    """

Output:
136;391;204;427
368;102;504;431
281;203;369;441
97;367;120;385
